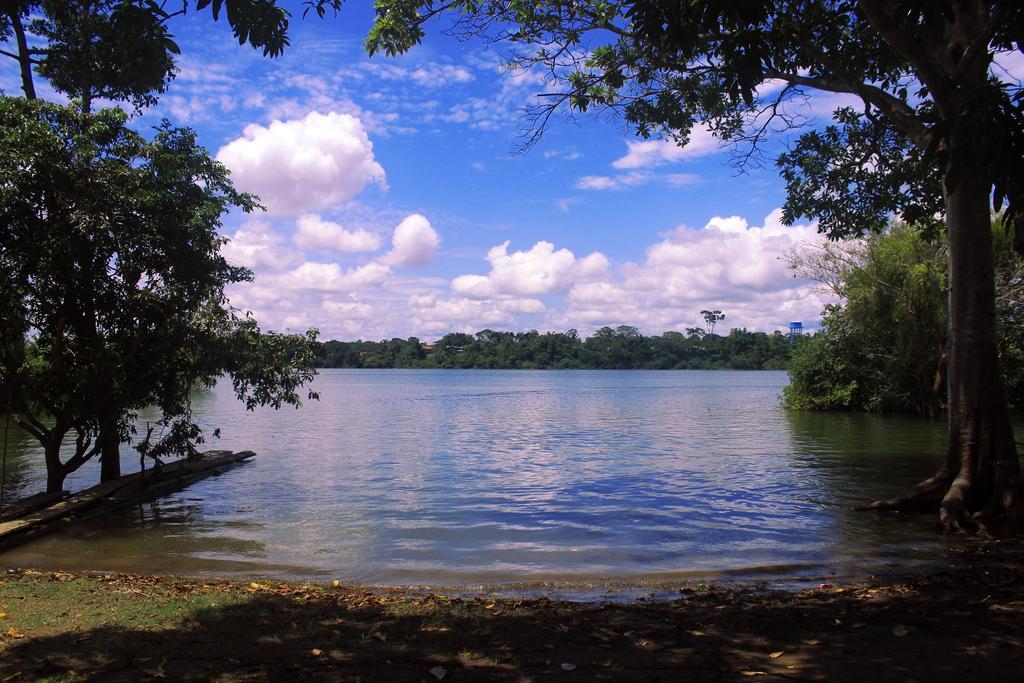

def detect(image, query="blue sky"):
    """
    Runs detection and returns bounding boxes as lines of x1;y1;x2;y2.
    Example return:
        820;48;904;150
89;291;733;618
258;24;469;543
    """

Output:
10;4;1018;342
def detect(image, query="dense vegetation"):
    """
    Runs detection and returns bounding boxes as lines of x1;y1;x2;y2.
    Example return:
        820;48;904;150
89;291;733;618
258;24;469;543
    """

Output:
783;224;1024;417
314;326;792;370
0;1;317;492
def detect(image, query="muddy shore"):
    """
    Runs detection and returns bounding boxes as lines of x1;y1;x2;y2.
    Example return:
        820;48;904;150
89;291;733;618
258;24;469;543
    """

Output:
2;540;1023;681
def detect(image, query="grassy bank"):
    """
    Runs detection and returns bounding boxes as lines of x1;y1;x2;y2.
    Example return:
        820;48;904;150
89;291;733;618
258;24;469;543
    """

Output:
2;544;1023;682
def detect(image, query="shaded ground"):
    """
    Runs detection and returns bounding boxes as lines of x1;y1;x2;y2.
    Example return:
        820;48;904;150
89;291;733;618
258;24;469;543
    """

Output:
1;541;1023;681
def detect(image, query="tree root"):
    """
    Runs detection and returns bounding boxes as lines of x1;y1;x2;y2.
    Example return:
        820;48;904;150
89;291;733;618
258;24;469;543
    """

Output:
857;469;950;513
971;466;1024;534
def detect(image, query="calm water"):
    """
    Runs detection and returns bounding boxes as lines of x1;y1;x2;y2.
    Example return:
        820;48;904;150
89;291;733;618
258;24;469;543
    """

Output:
1;370;965;586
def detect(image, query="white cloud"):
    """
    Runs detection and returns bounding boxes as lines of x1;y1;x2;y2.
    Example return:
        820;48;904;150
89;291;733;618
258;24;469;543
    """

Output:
295;214;382;253
452;240;609;299
361;62;475;88
576;175;623;191
221;219;303;272
322;299;374;319
383;214;440;267
438;65;548;131
410;297;518;332
575;172;698;191
268;261;391;292
216;111;386;214
611;125;722;169
556;209;833;332
634;209;820;296
225;207;836;340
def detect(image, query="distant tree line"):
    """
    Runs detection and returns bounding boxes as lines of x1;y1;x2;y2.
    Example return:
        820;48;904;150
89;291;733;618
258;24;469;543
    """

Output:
313;326;792;371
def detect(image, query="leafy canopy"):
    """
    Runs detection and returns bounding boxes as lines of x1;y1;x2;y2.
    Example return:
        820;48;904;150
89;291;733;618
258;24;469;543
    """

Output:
0;97;317;472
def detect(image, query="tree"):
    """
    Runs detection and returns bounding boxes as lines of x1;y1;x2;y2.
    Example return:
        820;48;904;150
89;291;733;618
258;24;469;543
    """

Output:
786;222;1024;415
784;225;949;416
366;0;1024;532
700;310;726;335
2;0;320;485
0;97;317;492
1;0;293;104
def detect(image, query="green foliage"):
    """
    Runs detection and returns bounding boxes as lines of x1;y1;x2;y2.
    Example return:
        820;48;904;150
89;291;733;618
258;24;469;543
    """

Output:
782;328;859;411
1;0;300;107
994;226;1024;409
196;0;293;57
313;327;792;371
30;0;179;111
0;98;317;484
777;107;946;240
783;223;1024;415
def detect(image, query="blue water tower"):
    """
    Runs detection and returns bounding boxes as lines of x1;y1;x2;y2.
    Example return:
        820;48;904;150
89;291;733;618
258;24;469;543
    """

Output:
788;321;803;343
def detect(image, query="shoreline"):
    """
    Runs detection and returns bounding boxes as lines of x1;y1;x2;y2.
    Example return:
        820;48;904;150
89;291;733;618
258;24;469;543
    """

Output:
2;540;1023;681
1;531;1009;604
0;552;968;603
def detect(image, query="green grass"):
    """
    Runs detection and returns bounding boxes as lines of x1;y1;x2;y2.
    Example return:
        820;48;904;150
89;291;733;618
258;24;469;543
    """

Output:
0;572;251;635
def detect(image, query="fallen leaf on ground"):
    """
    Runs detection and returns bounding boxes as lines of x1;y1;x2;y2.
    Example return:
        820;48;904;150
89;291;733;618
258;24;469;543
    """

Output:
740;671;768;677
892;625;909;637
429;666;447;680
769;651;784;659
311;648;323;657
561;662;577;671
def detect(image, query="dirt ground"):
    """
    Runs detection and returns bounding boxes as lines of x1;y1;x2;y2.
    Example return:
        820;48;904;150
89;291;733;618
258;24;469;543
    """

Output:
1;540;1023;682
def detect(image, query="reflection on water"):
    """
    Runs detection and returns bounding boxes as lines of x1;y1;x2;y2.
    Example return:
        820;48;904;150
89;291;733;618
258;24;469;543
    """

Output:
0;370;983;585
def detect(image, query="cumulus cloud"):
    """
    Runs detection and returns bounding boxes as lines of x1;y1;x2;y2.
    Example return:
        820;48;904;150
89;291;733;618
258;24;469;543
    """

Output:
267;261;391;292
221;219;303;272
295;214;382;253
452;241;609;299
409;297;518;333
383;214;440;267
322;299;374;319
556;209;833;332
226;208;836;341
216;111;386;214
611;125;722;169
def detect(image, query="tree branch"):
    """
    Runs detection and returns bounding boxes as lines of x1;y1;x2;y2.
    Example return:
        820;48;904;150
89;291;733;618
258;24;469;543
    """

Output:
12;413;46;442
764;69;931;151
857;0;955;107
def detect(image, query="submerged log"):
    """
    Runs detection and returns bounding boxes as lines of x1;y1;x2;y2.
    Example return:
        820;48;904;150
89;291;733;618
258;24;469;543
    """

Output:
0;450;255;553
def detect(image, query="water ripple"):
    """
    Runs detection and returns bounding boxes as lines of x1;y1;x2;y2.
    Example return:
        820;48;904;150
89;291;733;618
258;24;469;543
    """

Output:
2;369;971;584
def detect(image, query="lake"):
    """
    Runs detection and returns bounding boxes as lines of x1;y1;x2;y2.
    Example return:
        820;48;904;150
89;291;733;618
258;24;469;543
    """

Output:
0;370;963;588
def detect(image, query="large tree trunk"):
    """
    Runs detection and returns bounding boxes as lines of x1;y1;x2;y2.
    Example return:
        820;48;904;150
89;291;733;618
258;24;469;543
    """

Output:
940;149;1023;531
866;138;1024;531
99;422;120;482
44;436;68;494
